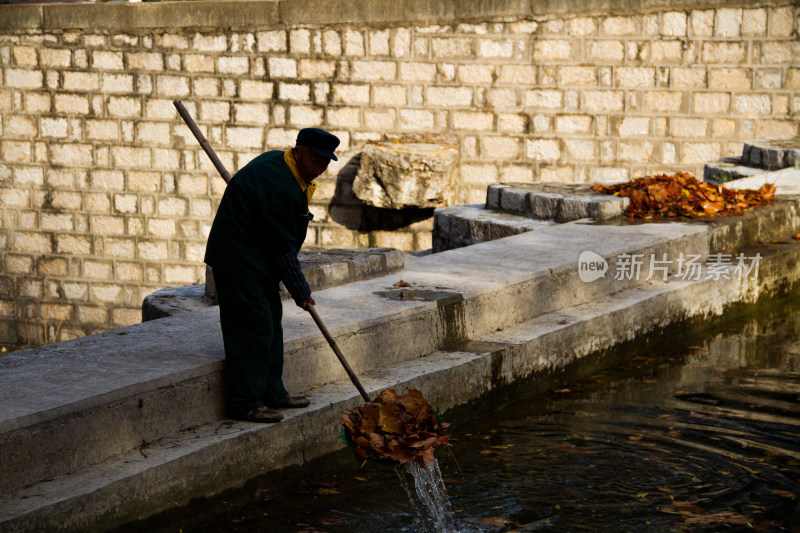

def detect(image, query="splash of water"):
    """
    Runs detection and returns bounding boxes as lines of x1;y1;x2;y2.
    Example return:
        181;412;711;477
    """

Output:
397;458;459;533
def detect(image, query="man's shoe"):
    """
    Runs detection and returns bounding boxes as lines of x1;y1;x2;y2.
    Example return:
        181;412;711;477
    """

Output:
269;395;310;409
237;406;283;423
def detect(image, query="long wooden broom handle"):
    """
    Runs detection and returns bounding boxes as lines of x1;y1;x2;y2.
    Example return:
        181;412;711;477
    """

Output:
173;99;232;184
306;304;371;403
173;99;372;404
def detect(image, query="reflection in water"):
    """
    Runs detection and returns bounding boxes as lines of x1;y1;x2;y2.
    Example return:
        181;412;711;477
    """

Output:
197;297;800;532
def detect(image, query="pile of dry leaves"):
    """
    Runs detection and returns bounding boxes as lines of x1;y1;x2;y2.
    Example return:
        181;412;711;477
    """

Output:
341;389;450;467
592;172;776;219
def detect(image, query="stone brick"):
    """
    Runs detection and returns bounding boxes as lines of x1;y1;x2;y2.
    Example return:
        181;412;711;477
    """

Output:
78;306;107;324
333;84;369;105
200;101;230;122
56;234;91;255
327;107;360;128
128;170;161;193
399;62;436;82
147;218;176;237
670;117;708;138
732;94;771;115
602;16;638;35
564;139;596;161
372;231;413;251
234;103;269;124
192;33;227;53
757;119;798;138
650;41;683;63
644;91;683;112
364;109;396;130
112;308;141;326
1;188;29;207
755;69;782;90
40;48;71;68
556;115;593;134
298;59;335;79
91;284;122;304
2;141;32;163
290;29;311;54
344;29;365;56
111;194;136;214
86;120;118;141
224;126;262;149
481;137;520;159
12;45;36;67
257;30;286;52
217;56;249;75
92;50;124;70
40;212;73;232
429;37;472;59
51;191;81;210
681;142;721;164
107;96;141;118
128;52;164;71
524;89;563;109
701;42;745;63
459;64;495;84
157;197;187;216
690;9;715;37
715;8;743;37
83;260;112;279
398;109;434;130
284;105;319;126
156;75;190;97
477;38;516;58
373;85;406;106
53;94;88;115
670;67;706;88
558;66;596;86
136;122;171;144
392;28;410;58
460;163;498;186
486;88;519;109
101;237;135;258
587;40;624;62
692;92;730;114
84;192;111;212
742;8;767;36
708;68;751;90
50;144;92;167
14;232;52;253
278;82;310;102
349;60;395;81
615;67;655;88
661;11;687;36
6;254;33;274
498;113;525;134
100;73;133;93
452;111;493;131
114;262;143;282
25;93;51;113
112;146;151;168
91;215;125;235
583;90;623;113
525;139;560;162
183;54;214;73
762;42;797;64
426;87;472;107
568;17;597;36
533;39;574;61
63;72;99;92
266;127;298;148
767;6;793;37
240;80;273;100
6;115;37;138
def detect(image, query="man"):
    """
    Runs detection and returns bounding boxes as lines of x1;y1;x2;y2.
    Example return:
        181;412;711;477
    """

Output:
205;128;340;423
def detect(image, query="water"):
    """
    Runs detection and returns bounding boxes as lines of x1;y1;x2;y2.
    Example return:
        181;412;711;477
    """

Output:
192;293;800;532
396;460;458;533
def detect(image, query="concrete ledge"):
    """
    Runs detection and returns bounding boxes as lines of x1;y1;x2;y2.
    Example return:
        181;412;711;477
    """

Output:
0;0;786;31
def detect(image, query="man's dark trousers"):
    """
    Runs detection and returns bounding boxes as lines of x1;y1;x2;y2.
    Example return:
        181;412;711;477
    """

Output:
213;264;289;416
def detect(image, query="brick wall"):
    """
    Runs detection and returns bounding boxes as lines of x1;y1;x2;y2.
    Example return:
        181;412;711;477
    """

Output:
0;0;798;348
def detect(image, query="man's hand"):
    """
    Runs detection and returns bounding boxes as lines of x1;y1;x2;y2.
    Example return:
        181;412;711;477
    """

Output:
298;296;316;309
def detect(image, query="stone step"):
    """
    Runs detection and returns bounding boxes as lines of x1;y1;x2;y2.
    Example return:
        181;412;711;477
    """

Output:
5;233;800;532
3;198;800;530
703;157;767;184
485;183;629;222
432;204;554;252
743;138;800;170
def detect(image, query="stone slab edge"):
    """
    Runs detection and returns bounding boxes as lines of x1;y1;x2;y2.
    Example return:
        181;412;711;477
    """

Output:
4;240;800;533
0;0;787;31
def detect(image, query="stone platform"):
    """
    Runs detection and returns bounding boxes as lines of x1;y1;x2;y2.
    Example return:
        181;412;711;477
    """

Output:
2;169;800;532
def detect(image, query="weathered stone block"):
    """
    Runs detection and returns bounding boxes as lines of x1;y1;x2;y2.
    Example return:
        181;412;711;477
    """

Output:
531;192;561;220
353;143;458;209
555;195;590;222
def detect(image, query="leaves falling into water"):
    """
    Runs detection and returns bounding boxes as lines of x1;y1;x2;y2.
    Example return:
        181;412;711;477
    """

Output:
592;172;775;219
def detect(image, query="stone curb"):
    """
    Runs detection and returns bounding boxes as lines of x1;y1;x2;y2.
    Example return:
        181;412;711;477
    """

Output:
486;183;630;222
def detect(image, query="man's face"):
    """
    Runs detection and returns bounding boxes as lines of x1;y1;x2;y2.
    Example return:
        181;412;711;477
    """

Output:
294;145;331;183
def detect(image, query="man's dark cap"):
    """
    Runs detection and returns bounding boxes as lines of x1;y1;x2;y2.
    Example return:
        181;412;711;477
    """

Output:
296;128;340;161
